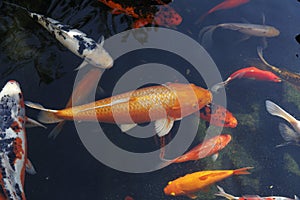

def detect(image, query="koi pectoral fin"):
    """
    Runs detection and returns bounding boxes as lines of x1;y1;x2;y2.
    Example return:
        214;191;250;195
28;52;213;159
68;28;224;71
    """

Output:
120;123;137;132
155;117;174;137
25;117;47;129
186;193;198;199
211;153;219;162
26;159;37;175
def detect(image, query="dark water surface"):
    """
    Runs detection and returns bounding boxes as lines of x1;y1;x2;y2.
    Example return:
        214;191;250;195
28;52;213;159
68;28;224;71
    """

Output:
1;0;300;199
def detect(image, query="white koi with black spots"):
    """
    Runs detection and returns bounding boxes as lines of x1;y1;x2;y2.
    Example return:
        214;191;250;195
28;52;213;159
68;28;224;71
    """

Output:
0;81;34;200
3;2;114;70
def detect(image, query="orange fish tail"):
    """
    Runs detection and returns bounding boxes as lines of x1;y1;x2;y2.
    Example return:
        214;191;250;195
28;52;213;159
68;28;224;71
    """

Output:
233;167;253;175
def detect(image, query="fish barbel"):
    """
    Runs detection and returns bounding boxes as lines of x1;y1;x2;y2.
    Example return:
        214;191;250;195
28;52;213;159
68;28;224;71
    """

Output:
26;83;212;137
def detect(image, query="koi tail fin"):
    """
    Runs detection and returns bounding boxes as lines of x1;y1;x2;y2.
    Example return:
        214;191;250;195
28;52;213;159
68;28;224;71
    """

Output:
257;47;279;72
195;12;209;24
210;78;231;93
25;101;63;124
199;25;218;49
215;185;238;200
295;195;300;200
265;100;297;124
233;167;253;175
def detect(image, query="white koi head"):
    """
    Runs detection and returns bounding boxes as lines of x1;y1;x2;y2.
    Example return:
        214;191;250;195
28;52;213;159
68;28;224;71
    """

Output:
84;43;114;69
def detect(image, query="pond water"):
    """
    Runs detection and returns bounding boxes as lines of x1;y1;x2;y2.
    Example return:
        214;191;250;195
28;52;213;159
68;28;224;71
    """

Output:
0;0;300;199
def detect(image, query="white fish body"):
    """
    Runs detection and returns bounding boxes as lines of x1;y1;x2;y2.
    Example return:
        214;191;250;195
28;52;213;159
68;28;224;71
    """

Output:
0;81;28;200
265;100;300;146
28;12;114;69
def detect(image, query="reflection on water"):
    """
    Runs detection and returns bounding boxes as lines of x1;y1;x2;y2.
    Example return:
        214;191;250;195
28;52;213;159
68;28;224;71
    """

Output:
0;0;300;199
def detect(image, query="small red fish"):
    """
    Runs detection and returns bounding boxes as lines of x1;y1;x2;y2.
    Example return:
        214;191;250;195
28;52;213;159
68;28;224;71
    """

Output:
161;134;231;166
199;104;237;128
211;66;281;92
196;0;250;23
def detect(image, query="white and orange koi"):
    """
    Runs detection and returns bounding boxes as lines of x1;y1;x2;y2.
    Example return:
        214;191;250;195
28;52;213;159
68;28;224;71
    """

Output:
0;80;36;200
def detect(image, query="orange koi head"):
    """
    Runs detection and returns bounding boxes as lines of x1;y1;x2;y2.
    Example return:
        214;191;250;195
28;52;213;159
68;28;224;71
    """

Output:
216;134;232;150
164;180;184;197
165;83;212;118
200;104;237;128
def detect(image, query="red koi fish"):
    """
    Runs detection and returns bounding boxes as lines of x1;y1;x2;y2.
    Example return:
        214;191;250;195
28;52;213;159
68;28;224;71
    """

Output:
48;68;103;139
199;104;237;128
26;83;212;138
196;0;250;24
0;80;36;200
211;66;281;92
161;134;231;166
124;196;134;200
215;185;299;200
164;167;253;199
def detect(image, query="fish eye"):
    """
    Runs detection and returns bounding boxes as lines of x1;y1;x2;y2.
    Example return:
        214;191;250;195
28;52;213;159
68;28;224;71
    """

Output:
171;192;176;196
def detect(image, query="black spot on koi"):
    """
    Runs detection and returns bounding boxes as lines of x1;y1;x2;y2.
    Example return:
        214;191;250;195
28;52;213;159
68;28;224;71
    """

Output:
74;35;97;55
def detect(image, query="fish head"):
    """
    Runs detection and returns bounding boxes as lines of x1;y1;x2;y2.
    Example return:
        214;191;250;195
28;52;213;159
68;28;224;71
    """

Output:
268;27;280;37
163;181;184;196
85;44;114;69
218;134;232;149
0;80;25;122
191;84;213;110
153;6;182;27
213;105;237;128
267;72;282;82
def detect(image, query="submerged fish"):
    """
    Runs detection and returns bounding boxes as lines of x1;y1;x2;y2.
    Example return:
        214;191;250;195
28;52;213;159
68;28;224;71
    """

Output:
199;104;238;128
3;2;114;70
26;83;212;137
211;66;281;92
265;100;300;147
161;134;231;166
163;167;253;199
199;23;279;48
98;0;182;28
0;80;36;200
215;185;299;200
196;0;250;24
257;47;300;90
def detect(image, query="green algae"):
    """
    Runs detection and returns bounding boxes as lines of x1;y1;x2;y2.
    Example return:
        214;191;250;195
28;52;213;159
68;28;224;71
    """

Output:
284;153;300;177
282;82;300;110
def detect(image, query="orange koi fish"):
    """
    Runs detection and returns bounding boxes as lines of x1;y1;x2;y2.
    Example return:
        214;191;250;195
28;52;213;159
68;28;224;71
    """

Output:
196;0;250;24
26;83;212;137
199;104;237;128
164;167;253;199
211;66;281;92
0;81;36;200
48;68;103;139
162;134;231;166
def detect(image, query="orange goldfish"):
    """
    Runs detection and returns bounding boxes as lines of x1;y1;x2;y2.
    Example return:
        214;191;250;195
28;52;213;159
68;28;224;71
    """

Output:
164;167;253;199
26;83;212;137
162;134;231;165
199;104;238;128
196;0;250;23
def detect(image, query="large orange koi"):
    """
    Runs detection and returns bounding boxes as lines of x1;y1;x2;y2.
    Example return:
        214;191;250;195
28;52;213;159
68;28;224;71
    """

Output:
26;83;212;137
164;167;253;199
